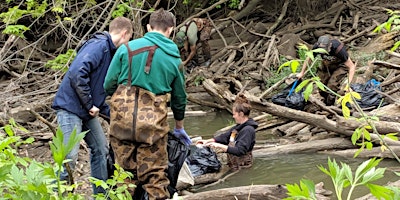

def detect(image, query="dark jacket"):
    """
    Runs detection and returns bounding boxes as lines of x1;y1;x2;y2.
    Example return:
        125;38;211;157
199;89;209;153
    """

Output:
52;32;116;120
214;118;258;156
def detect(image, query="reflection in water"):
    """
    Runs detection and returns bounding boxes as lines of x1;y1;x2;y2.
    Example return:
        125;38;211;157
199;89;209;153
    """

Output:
171;111;400;199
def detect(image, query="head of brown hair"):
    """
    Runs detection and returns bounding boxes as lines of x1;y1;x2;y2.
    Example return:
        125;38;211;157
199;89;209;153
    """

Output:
233;93;251;116
109;17;133;35
149;8;175;32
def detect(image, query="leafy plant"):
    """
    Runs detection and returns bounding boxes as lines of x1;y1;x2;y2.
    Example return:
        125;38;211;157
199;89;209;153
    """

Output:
194;75;205;87
286;158;399;200
45;49;76;72
374;9;400;51
284;179;317;200
90;164;135;200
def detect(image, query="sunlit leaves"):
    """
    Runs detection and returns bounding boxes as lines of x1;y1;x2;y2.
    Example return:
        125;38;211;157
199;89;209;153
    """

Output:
284;179;317;200
278;60;301;73
0;6;28;24
336;92;361;119
45;49;76;72
374;9;400;51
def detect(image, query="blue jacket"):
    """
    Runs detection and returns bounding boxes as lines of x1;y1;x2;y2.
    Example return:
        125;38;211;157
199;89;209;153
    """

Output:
52;32;115;120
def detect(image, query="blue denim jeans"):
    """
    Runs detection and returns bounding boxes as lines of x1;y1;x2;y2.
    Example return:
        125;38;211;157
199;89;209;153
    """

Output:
56;109;108;194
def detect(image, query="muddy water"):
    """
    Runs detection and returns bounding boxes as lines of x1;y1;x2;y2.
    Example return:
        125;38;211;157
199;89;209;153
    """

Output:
169;111;400;199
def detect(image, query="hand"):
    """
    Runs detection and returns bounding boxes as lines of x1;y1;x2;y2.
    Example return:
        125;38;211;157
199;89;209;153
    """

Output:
208;142;227;152
89;106;99;117
173;128;192;146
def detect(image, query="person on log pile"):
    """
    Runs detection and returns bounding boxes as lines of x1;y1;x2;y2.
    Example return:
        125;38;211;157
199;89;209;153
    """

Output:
103;8;190;200
297;35;356;105
51;17;133;194
174;17;212;71
196;94;258;171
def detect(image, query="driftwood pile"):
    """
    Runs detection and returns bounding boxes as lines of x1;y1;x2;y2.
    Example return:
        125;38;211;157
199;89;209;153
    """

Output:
2;0;400;199
184;0;400;160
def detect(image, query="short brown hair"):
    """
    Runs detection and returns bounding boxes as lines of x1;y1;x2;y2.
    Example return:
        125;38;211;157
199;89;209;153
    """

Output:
109;17;133;34
149;8;175;31
233;93;251;116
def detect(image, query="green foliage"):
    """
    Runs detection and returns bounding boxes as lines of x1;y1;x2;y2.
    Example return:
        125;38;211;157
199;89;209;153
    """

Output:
286;158;399;200
112;1;131;18
45;49;76;72
112;0;144;17
374;9;400;51
90;164;135;200
0;121;135;199
194;75;205;87
0;1;48;37
228;0;240;9
284;179;317;200
2;25;30;38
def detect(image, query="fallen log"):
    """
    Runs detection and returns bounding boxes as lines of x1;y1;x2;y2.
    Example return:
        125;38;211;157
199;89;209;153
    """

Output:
252;138;354;157
183;184;288;200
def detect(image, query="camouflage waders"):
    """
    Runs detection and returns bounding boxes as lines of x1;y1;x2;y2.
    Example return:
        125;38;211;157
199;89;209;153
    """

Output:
109;44;170;200
318;56;348;105
227;130;253;171
198;18;212;62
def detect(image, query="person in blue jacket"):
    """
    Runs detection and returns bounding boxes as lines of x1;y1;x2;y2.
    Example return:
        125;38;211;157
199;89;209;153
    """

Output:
51;17;133;194
196;94;258;170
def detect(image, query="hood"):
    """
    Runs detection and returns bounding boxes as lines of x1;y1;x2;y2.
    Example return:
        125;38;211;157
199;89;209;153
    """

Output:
235;118;258;131
144;32;180;58
90;31;117;53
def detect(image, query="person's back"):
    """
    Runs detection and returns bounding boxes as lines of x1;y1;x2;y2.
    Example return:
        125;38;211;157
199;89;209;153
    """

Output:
104;8;189;200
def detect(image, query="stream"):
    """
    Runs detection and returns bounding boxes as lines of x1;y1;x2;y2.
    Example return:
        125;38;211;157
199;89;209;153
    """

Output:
170;110;400;199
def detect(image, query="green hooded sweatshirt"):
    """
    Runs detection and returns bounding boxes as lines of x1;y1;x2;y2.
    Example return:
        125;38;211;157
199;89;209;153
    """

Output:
104;32;187;120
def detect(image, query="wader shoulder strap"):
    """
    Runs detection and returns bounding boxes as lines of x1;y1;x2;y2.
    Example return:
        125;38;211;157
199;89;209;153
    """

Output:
124;43;159;85
335;42;344;55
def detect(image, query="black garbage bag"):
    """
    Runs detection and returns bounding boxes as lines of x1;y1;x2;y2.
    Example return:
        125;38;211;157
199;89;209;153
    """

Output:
186;146;221;177
350;79;386;109
134;132;191;200
166;132;191;195
271;80;306;110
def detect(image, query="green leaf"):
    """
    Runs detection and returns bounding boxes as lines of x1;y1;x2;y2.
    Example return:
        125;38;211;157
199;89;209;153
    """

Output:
391;41;400;52
365;142;373;150
296;79;310;92
303;82;314;101
2;25;30;38
385;133;398;141
290;60;300;73
4;125;14;136
363;128;371;141
277;61;291;73
314;81;326;91
351;128;361;145
312;48;328;54
367;184;394;200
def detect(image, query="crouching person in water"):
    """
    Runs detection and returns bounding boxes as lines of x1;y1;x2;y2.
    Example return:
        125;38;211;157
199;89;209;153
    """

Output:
196;94;258;170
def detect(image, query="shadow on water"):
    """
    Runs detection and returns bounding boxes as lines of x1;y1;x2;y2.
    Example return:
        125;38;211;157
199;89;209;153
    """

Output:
170;110;400;199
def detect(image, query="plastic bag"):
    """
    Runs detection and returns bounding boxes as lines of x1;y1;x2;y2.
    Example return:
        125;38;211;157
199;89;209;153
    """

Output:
272;80;306;110
133;132;190;200
186;146;221;177
350;79;385;109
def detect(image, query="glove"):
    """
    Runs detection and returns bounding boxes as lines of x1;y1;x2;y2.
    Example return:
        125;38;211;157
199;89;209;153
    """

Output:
173;128;192;146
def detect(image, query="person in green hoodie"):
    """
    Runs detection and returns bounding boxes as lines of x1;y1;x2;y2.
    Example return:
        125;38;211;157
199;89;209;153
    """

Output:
103;8;189;200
